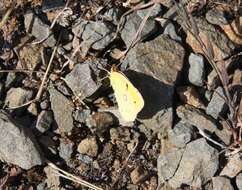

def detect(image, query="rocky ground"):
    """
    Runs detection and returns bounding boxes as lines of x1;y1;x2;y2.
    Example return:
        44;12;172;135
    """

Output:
0;0;241;189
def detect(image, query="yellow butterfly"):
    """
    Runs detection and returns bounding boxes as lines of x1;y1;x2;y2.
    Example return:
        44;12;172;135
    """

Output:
109;65;144;122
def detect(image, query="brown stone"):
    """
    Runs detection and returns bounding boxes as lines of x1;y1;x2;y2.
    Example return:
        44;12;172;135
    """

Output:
77;137;98;157
177;86;205;109
221;17;242;45
130;166;149;184
185;18;234;61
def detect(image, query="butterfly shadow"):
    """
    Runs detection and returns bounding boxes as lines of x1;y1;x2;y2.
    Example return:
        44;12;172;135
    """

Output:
124;70;173;120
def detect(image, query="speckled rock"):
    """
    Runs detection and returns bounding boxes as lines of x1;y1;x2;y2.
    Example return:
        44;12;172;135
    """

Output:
188;53;205;87
65;62;99;99
0;112;43;169
168;138;219;188
206;87;227;119
77;137;98;157
49;87;74;133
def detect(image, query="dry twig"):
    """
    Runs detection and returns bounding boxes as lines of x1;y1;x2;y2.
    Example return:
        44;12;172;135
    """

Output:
48;163;103;190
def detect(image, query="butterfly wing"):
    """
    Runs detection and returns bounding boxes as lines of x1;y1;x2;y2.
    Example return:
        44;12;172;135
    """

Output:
110;71;144;121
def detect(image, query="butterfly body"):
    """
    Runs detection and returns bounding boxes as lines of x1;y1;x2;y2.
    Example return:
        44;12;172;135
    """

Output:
109;66;144;122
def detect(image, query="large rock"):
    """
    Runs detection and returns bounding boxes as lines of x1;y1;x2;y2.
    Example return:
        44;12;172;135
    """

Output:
49;87;74;133
123;35;184;132
168;138;219;188
24;12;56;47
212;176;234;190
176;104;232;145
64;62;99;99
0;112;43;169
158;148;185;184
158;121;193;184
72;19;115;50
121;4;162;47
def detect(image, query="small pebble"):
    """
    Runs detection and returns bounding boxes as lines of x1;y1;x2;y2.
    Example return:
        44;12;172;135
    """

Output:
35;111;53;133
206;87;226;119
130;166;149;184
73;109;91;123
77;154;93;164
77;137;98;157
188;53;205;87
5;87;33;114
236;173;242;190
59;138;74;161
206;9;230;25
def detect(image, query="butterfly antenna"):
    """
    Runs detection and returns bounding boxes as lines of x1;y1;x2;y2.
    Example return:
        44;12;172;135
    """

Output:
97;64;110;74
97;75;109;83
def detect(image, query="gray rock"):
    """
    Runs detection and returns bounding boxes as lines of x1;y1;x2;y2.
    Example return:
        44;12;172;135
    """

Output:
40;99;50;110
72;19;115;50
176;105;232;145
103;8;121;25
65;62;99;99
158;148;185;184
136;3;162;19
59;138;74;161
124;35;184;132
236;173;242;190
163;22;181;42
0;112;43;169
212;176;234;190
157;121;193;184
77;137;98;157
24;12;56;47
157;18;181;42
168;121;193;148
5;73;20;89
73;109;91;123
37;181;47;190
49;87;74;133
168;138;219;188
121;12;158;48
206;87;226;119
205;90;213;101
206;9;230;25
35;111;53;133
188;53;205;86
77;154;93;164
5;87;33;109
